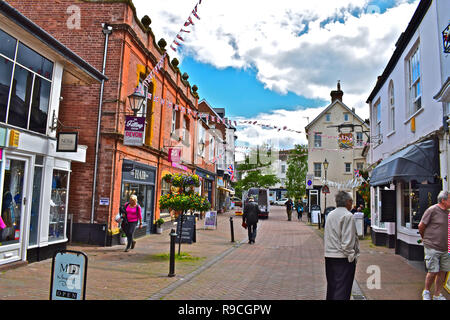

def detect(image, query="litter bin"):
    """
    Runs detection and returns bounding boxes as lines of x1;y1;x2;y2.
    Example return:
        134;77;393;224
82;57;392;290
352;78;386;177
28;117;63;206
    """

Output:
353;212;364;237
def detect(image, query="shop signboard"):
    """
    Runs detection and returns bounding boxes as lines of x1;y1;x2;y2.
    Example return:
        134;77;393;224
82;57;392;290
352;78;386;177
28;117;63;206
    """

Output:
176;214;196;244
56;132;78;152
8;129;20;148
338;133;353;149
0;127;7;147
50;250;88;300
168;148;181;163
124;116;145;146
204;211;217;229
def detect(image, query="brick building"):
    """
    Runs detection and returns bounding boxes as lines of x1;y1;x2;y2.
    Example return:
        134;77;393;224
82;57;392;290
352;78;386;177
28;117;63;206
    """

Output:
7;0;204;246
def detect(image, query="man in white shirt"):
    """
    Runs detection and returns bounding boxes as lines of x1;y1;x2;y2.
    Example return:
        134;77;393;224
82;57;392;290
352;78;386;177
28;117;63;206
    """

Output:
324;191;360;300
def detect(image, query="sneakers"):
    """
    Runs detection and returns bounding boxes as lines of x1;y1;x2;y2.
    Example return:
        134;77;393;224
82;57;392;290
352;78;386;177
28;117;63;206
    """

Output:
422;290;431;300
432;294;446;300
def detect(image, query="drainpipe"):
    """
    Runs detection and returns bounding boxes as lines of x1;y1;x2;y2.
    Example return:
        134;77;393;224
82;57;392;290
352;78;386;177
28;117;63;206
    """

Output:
91;23;112;224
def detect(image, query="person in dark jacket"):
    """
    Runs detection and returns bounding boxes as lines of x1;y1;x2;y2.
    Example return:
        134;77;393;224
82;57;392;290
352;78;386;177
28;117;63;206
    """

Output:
285;199;293;221
243;196;261;244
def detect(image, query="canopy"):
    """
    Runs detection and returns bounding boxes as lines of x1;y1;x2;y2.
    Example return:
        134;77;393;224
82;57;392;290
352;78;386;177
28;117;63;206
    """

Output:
370;139;439;186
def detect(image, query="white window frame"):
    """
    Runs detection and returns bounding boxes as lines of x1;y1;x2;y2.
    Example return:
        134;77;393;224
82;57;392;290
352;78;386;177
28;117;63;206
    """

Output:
171;109;177;134
356;132;363;147
388;81;395;132
314;133;322;148
182;117;187;142
407;45;421;116
374;100;381;145
314;163;321;177
325;113;331;122
209;135;215;161
345;162;351;173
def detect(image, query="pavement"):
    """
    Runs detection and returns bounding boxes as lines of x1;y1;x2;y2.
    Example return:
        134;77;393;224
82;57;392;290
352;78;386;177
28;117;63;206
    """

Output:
0;206;448;300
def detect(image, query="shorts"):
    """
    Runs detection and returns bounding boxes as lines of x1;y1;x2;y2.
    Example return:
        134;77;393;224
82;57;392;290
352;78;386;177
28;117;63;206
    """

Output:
424;246;450;273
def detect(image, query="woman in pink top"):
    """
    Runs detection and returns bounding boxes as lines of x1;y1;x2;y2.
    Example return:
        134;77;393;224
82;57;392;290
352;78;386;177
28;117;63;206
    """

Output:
123;194;142;252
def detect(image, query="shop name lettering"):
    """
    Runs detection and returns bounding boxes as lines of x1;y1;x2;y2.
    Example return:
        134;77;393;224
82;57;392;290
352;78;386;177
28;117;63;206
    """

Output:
57;263;81;290
126;119;144;131
132;169;148;180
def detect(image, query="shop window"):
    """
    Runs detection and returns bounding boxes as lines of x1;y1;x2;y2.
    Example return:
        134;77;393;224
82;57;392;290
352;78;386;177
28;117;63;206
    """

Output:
49;170;69;242
29;165;43;246
401;181;419;229
121;183;150;224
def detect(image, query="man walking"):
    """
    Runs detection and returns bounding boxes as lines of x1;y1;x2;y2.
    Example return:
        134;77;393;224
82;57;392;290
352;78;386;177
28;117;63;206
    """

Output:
243;196;261;244
324;191;359;300
419;190;450;300
285;198;293;221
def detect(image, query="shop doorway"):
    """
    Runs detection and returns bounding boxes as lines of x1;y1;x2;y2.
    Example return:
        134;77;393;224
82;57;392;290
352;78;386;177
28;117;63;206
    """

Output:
0;155;30;265
121;183;154;234
309;189;319;212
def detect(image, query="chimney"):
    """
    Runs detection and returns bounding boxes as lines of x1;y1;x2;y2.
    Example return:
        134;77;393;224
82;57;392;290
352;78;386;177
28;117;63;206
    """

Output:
330;80;344;103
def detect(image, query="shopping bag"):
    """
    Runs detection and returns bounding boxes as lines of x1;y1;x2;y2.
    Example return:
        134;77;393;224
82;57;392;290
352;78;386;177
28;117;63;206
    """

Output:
242;221;247;229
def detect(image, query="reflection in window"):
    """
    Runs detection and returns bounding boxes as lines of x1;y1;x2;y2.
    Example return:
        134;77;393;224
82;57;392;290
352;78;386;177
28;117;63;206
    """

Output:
49;170;69;241
9;65;33;129
29;166;43;246
17;42;53;80
30;77;51;133
0;29;17;60
0;59;13;122
401;181;419;229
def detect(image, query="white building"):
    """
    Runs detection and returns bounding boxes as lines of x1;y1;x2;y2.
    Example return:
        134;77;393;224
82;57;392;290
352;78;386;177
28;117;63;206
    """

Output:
305;82;369;214
0;2;105;266
367;0;448;261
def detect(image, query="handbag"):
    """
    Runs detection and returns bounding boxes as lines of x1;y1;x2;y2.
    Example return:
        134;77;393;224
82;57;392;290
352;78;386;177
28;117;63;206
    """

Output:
114;213;122;223
242;221;247;229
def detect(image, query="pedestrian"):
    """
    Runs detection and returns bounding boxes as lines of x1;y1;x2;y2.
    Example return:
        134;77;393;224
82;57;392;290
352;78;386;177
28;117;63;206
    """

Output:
296;200;303;221
120;194;143;252
243;196;261;244
285;198;293;221
418;190;450;300
324;191;359;300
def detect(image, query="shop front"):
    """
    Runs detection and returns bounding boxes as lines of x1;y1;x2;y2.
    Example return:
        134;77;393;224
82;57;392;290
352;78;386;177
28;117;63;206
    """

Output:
370;138;441;261
195;168;215;208
120;159;156;236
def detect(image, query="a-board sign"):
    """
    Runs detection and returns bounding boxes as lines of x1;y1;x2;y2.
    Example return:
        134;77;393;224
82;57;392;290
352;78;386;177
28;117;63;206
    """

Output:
50;250;88;300
204;211;217;229
176;214;196;244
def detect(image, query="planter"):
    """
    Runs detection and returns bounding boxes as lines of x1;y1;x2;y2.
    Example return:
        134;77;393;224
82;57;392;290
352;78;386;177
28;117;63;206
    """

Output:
120;235;127;245
156;227;163;234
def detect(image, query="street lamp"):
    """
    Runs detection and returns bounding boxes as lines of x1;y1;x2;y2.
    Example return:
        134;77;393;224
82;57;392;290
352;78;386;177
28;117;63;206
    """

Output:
321;158;329;229
128;88;146;116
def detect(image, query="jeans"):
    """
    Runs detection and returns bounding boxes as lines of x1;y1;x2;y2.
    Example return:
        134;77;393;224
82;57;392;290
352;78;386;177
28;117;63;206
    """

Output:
124;221;137;249
248;223;257;242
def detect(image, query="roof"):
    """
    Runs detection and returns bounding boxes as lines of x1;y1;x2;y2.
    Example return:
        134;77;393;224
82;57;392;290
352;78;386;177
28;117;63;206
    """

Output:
0;0;107;83
304;99;369;132
366;0;432;103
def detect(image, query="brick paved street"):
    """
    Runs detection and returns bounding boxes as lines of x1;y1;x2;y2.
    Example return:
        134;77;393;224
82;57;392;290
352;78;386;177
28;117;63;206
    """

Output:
0;206;448;300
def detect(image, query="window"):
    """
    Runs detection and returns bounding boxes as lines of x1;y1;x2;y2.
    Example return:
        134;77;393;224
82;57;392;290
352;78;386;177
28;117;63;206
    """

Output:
374;100;381;144
182;117;188;143
0;29;53;135
325;114;331;122
401;181;419;229
388;81;395;131
29;156;44;246
314;133;322;148
407;46;421;116
171;109;177;134
209;136;215;161
49;170;69;242
356;162;364;171
344;113;349;122
314;163;321;177
356;132;363;147
345;162;351;173
281;164;286;174
198;123;205;157
372;187;385;229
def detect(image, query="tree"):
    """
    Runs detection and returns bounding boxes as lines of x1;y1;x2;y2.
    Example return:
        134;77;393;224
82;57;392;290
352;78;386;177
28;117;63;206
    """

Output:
285;145;308;201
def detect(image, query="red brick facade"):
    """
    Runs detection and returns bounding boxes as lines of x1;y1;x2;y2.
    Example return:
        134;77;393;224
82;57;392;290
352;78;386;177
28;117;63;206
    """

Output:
6;0;209;241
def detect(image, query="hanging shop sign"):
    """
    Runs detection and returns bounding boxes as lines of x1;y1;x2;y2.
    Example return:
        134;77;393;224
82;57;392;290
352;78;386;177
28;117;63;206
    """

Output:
168;148;182;163
443;23;449;54
338;133;354;149
124;116;145;146
56;132;78;152
50;250;88;300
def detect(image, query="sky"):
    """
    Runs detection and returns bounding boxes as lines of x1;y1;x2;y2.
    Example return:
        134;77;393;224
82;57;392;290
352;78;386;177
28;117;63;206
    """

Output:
133;0;419;158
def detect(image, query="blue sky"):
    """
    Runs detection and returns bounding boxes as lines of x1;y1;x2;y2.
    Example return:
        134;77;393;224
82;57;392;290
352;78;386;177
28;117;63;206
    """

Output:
179;56;327;118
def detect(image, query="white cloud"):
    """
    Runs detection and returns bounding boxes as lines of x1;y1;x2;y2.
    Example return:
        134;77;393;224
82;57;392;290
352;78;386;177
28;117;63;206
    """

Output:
133;0;417;151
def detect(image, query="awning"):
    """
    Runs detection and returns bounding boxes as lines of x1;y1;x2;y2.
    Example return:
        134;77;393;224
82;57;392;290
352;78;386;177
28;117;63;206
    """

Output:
370;139;439;187
218;186;235;195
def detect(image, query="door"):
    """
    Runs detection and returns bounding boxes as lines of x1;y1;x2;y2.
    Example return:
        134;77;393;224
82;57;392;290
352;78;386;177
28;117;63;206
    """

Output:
309;190;319;212
0;156;29;265
145;186;154;234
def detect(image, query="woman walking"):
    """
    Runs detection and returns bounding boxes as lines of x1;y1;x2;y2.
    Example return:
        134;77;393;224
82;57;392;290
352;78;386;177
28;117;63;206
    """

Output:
121;194;143;252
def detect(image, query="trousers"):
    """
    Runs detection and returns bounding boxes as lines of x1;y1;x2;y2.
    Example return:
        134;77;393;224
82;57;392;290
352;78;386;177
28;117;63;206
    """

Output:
325;257;356;300
124;221;138;249
248;223;257;242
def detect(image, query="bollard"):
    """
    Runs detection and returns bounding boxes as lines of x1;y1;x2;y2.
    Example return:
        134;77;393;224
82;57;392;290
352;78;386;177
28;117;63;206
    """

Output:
168;228;177;277
230;217;235;243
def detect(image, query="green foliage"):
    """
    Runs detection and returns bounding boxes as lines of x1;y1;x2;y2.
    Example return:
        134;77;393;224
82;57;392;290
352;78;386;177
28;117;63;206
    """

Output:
285;145;308;200
156;218;165;227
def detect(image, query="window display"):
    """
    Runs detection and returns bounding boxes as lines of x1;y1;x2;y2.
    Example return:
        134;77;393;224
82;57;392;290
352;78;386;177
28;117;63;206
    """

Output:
49;170;68;241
